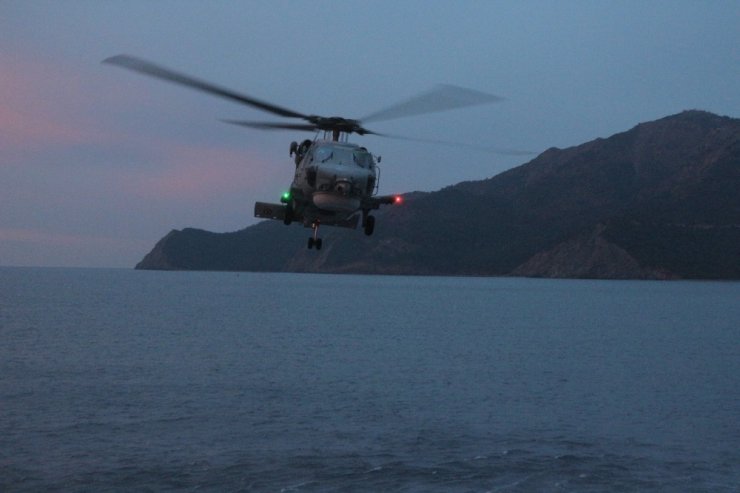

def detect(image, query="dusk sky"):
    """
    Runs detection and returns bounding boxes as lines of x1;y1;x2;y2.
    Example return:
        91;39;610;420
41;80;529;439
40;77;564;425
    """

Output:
2;1;738;268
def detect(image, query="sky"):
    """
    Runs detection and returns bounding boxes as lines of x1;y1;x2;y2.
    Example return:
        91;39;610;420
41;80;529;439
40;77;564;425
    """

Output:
1;1;738;268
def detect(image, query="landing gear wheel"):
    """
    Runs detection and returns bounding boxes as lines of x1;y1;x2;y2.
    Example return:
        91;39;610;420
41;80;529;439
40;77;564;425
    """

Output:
364;215;375;236
308;221;321;250
283;204;293;225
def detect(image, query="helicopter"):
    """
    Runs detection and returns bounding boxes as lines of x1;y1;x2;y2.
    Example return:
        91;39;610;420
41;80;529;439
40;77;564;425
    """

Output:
103;55;504;250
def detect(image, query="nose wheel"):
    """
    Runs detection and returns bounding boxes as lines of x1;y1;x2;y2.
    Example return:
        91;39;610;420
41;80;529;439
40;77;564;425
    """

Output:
307;221;322;250
362;212;375;236
283;203;293;225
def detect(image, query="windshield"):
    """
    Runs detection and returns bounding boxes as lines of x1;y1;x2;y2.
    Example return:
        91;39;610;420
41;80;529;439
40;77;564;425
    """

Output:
313;145;372;167
315;146;334;163
353;149;373;168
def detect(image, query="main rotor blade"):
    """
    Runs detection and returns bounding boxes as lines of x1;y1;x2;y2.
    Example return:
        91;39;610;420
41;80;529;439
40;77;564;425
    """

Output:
221;120;318;132
103;54;309;120
376;132;536;156
222;119;385;136
359;84;504;124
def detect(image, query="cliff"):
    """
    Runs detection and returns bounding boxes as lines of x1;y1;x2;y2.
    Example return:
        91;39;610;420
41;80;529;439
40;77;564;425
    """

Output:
137;110;740;279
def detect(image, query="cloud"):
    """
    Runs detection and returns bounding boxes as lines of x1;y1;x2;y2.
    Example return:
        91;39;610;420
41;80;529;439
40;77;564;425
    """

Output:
0;227;152;267
0;54;132;166
0;227;143;248
126;140;286;201
0;49;288;184
0;104;91;150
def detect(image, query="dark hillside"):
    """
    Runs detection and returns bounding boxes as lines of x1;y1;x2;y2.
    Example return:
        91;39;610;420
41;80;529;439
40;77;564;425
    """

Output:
137;111;740;279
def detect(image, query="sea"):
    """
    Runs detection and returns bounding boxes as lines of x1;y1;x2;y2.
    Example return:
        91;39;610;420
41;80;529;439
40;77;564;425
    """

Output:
1;267;738;492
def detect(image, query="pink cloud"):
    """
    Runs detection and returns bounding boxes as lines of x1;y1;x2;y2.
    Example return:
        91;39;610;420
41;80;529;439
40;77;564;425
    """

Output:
0;51;298;254
0;228;151;254
0;106;92;149
0;227;152;267
0;227;148;249
131;141;287;200
0;51;290;193
0;53;124;155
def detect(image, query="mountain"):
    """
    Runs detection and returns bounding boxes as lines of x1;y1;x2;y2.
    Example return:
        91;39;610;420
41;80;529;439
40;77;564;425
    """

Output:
136;110;740;279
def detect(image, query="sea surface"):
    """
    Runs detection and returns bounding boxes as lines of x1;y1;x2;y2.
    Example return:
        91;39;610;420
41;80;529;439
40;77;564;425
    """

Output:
1;268;738;492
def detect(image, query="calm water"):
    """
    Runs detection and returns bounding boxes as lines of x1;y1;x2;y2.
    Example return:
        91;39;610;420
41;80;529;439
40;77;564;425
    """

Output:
1;268;738;492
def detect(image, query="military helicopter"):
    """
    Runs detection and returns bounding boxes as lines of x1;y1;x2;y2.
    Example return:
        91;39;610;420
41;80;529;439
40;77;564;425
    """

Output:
104;55;504;250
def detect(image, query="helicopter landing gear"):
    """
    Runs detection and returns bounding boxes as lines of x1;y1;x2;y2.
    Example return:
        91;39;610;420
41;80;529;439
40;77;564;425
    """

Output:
363;213;375;236
307;221;322;250
307;237;322;250
283;203;293;225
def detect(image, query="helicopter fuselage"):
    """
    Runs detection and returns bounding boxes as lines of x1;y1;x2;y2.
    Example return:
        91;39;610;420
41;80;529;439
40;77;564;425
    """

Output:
254;135;399;248
293;140;376;211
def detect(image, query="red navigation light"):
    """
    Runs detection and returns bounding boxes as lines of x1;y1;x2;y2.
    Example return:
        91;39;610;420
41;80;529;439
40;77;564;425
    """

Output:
394;195;403;205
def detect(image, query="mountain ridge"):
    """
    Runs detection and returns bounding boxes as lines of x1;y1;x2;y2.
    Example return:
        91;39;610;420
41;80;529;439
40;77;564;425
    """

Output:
136;110;740;279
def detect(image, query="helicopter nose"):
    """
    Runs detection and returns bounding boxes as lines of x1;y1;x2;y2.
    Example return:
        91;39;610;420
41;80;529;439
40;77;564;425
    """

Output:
334;180;352;195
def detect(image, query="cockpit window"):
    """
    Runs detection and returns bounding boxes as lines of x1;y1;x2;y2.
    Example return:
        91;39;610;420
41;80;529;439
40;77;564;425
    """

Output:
315;146;334;163
314;145;372;167
353;150;373;168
